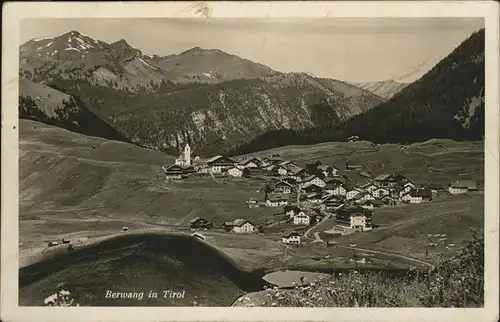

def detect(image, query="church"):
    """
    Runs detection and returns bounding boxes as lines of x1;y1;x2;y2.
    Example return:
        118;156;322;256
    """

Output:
175;144;192;166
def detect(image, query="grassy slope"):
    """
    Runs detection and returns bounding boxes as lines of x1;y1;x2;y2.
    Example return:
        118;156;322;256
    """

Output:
19;120;283;267
20;231;270;306
19;78;71;118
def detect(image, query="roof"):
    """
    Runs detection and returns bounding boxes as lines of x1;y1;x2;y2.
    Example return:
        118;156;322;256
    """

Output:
301;182;322;190
206;155;223;163
284;205;302;212
373;173;392;181
303;175;322;182
291;168;307;176
233;219;253;227
190;217;201;223
449;180;477;190
294;213;310;218
283;231;300;238
305;192;321;199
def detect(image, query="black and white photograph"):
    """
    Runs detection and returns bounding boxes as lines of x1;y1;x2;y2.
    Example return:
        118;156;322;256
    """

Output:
1;1;499;321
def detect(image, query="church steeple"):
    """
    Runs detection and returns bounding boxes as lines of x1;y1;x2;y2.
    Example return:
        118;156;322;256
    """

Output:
184;143;191;165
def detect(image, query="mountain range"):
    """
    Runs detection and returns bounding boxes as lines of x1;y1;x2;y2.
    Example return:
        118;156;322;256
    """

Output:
19;30;385;156
228;28;485;155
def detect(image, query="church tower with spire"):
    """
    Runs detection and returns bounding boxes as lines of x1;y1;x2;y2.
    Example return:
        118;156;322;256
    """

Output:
184;143;191;166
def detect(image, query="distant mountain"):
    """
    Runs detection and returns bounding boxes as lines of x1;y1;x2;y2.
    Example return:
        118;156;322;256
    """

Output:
46;72;383;156
19;31;277;90
351;80;408;99
228;29;485;155
19;78;130;143
19;30;384;156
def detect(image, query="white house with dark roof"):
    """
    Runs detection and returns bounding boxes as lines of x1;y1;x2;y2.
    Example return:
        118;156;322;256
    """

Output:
448;180;478;194
293;213;310;225
282;231;301;244
302;175;326;188
226;219;256;233
372;187;390;198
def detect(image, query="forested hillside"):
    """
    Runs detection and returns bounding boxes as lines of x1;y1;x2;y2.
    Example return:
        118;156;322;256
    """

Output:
228;29;485;156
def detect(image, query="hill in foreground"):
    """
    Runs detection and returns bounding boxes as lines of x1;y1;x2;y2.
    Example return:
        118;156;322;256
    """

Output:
19;232;270;306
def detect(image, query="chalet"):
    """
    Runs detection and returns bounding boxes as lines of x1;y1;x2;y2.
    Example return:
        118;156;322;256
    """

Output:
293;213;311;225
322;193;344;208
192;232;205;240
345;160;362;171
282;231;301;245
355;199;376;210
324;182;347;196
421;182;443;194
284;205;303;218
227;166;243;177
291;169;309;181
206;155;236;174
283;161;301;173
225;219;256;233
272;181;294;194
397;181;417;196
318;165;340;177
372;187;390;198
354;191;376;202
302;175;326;188
360;182;378;193
348;136;360;142
266;195;289;207
401;188;433;204
373;173;408;188
246;167;268;177
247;198;259;208
381;195;397;206
263;164;277;172
300;182;323;194
281;177;298;185
448;180;477;194
346;188;365;200
163;164;188;180
303;192;323;204
47;241;59;247
336;206;373;232
239;157;261;168
276;166;289;176
190;217;213;229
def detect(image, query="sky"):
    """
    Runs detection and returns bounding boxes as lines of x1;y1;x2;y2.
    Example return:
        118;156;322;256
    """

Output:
20;18;484;83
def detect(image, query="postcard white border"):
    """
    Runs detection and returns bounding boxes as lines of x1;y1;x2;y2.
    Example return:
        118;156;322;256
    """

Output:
2;1;499;322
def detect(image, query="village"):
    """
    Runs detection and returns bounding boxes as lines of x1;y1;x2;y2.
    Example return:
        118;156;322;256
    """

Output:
161;143;479;247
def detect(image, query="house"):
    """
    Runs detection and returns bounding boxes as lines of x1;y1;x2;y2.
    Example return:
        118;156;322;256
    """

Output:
302;175;326;188
239;157;261;168
300;182;323;194
373;173;408;188
336;206;373;232
283;162;302;173
448;180;478;194
272;181;294;194
163;164;188;180
346;188;365;200
225;219;256;233
348;135;360;142
360;182;379;194
372;187;390;198
266;195;289;207
322;193;344;208
290;169;309;181
282;231;301;245
190;217;213;229
345;160;362;171
401;188;433;204
192;232;205;240
293;213;311;225
263;164;277;172
303;192;323;204
324;182;347;196
381;195;397;206
284;205;303;218
354;191;376;202
47;241;59;247
281;177;298;185
276;166;289;176
421;183;443;196
397;181;417;196
227;166;244;177
246;167;268;177
319;165;340;177
247;198;259;208
206;155;236;174
355;199;375;210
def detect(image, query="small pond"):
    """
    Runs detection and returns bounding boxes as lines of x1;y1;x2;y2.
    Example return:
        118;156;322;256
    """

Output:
263;270;328;287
